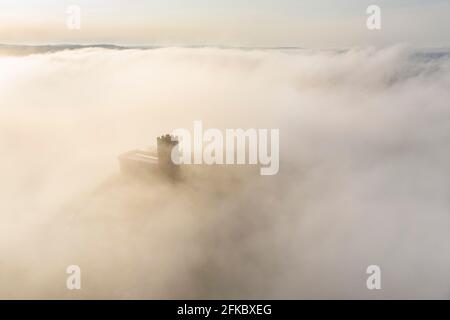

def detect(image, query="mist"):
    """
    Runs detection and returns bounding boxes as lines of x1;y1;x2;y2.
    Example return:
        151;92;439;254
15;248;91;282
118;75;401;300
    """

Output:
0;46;449;299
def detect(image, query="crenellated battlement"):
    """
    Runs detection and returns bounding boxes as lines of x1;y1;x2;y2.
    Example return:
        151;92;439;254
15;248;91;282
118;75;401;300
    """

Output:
119;134;180;180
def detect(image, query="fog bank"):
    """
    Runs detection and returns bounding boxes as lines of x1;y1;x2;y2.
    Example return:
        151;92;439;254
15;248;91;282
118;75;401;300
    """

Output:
0;46;449;299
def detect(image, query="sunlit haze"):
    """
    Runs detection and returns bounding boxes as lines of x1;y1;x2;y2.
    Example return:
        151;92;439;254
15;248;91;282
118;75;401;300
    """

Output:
0;0;449;301
1;0;450;47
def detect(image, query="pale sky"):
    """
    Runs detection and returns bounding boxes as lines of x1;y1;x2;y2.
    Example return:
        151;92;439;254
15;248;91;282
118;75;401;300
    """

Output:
1;0;449;47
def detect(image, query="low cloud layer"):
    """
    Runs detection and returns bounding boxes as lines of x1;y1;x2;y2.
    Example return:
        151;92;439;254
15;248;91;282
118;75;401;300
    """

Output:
0;46;449;299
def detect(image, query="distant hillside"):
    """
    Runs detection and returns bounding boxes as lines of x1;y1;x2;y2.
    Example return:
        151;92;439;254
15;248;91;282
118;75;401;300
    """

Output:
0;44;131;56
0;44;308;57
1;44;449;58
